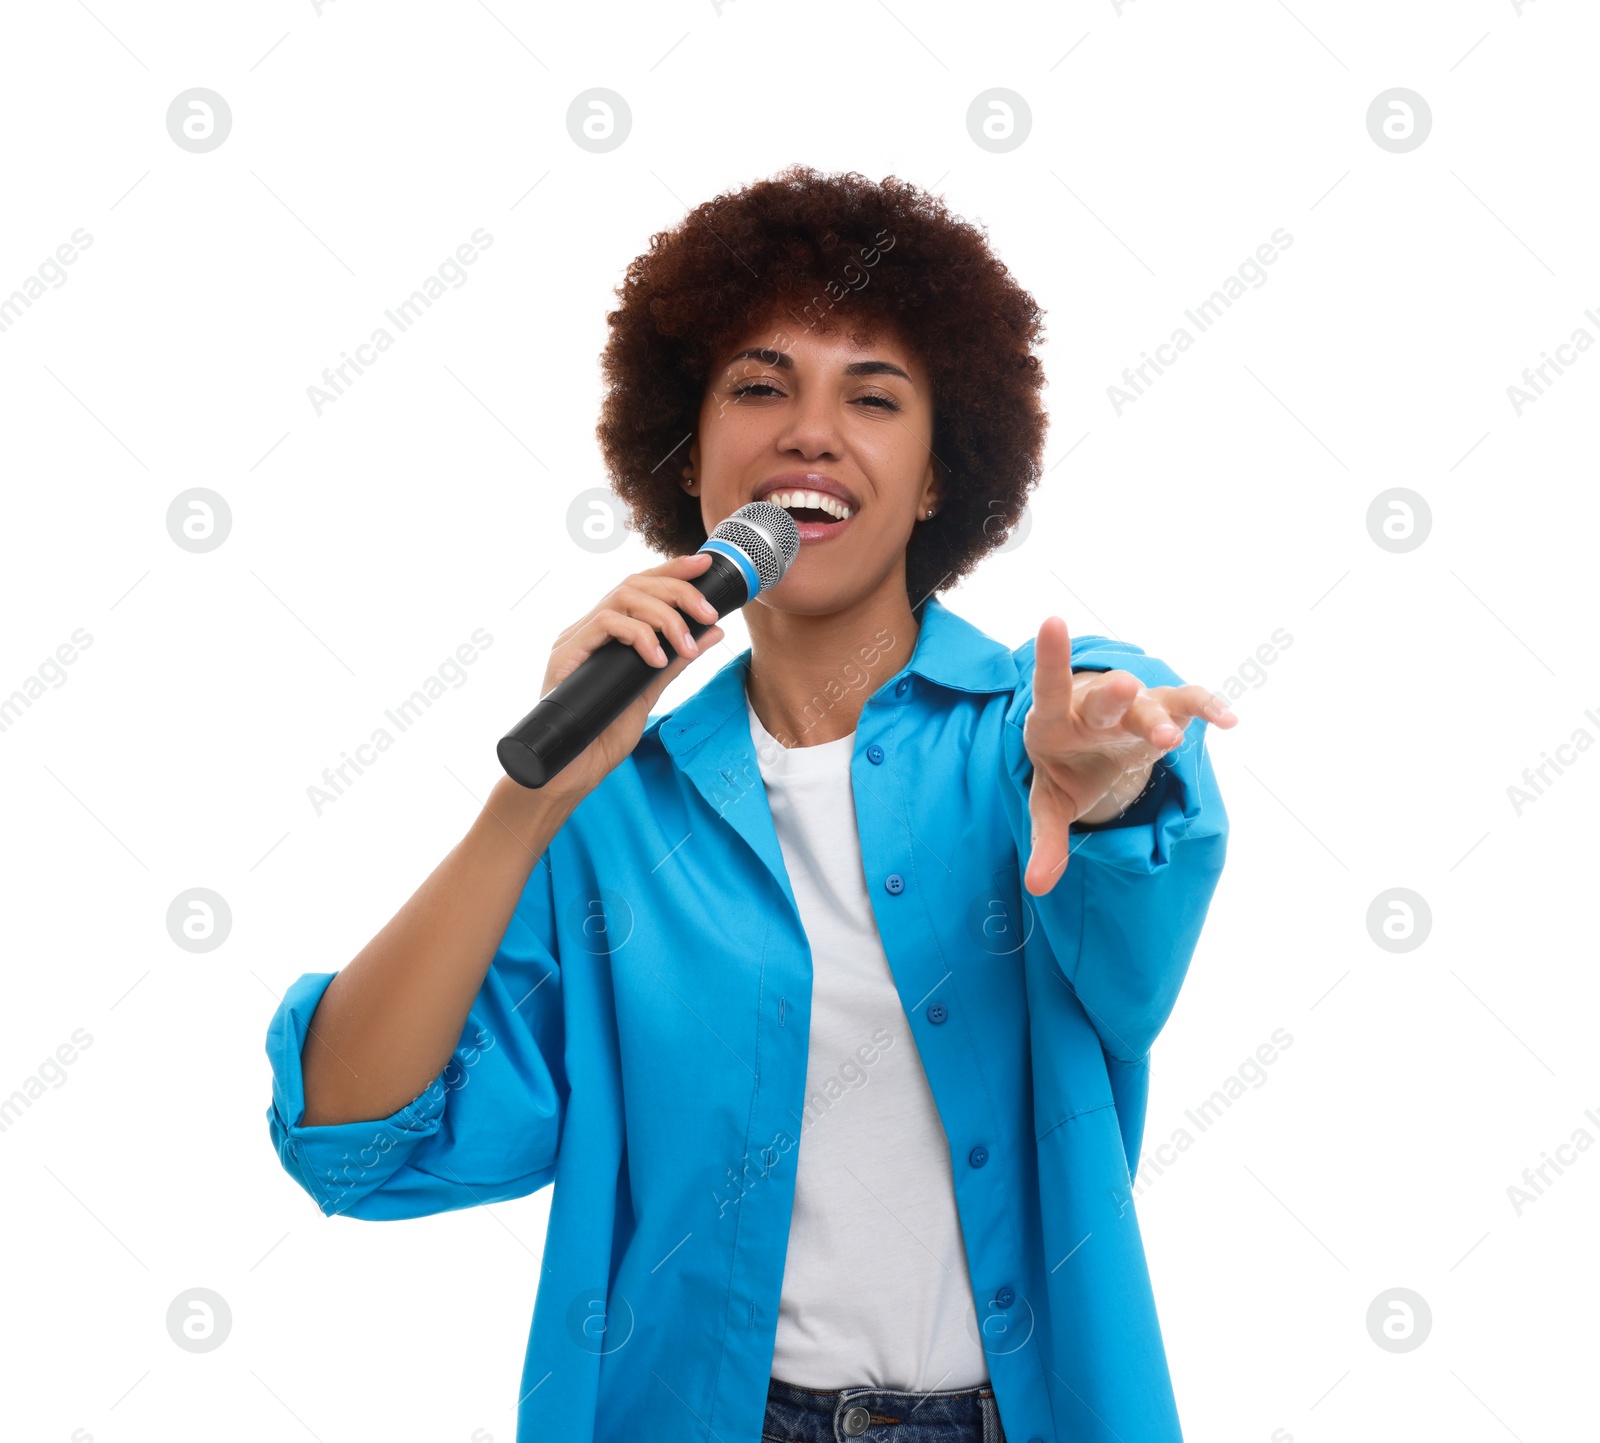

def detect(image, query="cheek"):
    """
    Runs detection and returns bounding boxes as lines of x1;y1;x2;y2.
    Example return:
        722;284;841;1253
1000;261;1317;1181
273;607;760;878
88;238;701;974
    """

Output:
858;422;934;491
702;405;768;461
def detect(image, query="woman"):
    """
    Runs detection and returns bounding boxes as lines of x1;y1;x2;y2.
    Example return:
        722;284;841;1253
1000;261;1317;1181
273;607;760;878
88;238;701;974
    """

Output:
265;166;1237;1443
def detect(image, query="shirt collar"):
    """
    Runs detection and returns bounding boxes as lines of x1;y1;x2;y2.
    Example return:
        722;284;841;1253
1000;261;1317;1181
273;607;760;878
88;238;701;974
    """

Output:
645;593;1019;761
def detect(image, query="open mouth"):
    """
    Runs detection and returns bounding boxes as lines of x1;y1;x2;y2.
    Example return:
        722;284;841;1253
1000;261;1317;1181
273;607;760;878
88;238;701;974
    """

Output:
766;489;853;526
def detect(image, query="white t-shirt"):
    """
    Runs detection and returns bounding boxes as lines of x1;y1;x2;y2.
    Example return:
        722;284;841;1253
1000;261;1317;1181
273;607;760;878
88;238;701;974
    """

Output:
746;692;990;1393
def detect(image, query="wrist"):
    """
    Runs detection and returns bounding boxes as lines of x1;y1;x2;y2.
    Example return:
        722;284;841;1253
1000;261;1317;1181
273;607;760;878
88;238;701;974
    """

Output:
484;773;582;852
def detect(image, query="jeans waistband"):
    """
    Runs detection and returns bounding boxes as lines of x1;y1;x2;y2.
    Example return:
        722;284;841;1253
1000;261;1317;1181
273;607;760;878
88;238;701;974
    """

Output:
762;1374;998;1443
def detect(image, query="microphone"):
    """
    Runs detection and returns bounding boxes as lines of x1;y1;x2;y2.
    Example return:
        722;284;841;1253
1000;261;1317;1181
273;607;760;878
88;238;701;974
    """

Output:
497;501;801;789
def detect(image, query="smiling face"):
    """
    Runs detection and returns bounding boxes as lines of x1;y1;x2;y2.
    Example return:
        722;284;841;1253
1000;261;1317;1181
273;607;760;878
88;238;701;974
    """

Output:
682;310;941;616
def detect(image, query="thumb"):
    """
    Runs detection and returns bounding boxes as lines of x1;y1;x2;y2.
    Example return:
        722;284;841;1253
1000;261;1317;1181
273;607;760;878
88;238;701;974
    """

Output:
1023;769;1072;895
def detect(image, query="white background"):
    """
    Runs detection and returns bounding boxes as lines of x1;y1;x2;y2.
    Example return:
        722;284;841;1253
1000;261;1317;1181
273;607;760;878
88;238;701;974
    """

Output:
1;1;1595;1440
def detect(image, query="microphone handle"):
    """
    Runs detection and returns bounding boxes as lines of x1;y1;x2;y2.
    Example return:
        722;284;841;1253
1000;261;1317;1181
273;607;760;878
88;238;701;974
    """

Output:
497;550;752;790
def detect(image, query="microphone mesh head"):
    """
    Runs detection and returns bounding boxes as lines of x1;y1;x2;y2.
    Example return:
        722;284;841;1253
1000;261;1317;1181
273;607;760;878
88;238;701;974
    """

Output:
710;502;801;594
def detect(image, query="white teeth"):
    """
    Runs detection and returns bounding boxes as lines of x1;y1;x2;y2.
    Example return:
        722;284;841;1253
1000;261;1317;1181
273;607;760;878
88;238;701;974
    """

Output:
769;489;853;521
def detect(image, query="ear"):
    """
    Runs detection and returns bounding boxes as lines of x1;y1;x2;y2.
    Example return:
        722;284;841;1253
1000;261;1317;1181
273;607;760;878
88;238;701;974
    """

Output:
918;455;943;516
681;436;700;493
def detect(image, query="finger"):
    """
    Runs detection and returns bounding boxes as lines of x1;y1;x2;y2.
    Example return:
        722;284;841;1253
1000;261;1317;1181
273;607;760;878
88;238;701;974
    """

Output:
1075;669;1142;729
1023;771;1073;895
1172;684;1239;728
625;573;721;626
582;608;675;670
1121;689;1187;750
644;551;715;581
1031;616;1076;716
1143;683;1239;730
611;584;707;660
1129;684;1239;745
641;625;725;708
674;579;722;623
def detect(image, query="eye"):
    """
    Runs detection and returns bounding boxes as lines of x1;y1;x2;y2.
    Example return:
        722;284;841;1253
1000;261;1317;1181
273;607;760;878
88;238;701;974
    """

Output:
727;381;902;411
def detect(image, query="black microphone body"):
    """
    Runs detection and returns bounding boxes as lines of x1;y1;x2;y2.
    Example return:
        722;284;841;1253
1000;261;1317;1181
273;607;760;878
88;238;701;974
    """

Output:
498;503;799;790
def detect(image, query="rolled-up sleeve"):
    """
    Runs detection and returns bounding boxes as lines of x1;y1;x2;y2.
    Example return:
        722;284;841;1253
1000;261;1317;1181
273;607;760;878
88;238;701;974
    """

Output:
1001;635;1229;1066
265;855;569;1220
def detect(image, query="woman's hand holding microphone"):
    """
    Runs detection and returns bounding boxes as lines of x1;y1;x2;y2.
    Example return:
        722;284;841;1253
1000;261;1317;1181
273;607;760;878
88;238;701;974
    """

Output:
492;551;727;823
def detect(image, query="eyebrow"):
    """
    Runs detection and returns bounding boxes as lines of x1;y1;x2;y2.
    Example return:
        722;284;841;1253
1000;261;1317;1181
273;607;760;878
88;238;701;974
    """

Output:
725;347;913;383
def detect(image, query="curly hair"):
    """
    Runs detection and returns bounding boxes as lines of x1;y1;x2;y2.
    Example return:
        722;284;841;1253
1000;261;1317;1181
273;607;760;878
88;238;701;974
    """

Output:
595;164;1048;612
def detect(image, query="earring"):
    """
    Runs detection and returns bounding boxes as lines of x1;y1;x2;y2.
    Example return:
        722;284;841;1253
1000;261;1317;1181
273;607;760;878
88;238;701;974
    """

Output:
925;508;934;518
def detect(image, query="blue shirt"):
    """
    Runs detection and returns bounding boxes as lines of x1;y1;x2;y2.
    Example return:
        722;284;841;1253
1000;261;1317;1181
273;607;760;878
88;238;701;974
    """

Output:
264;594;1229;1443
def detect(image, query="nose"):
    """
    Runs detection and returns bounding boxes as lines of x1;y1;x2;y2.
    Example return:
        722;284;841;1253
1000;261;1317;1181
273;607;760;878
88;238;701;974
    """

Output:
771;385;844;464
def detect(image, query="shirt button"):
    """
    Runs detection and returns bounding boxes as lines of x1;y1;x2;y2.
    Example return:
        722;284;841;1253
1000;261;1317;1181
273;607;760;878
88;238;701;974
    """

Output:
969;1145;989;1168
866;743;885;765
842;1404;871;1436
884;873;905;894
895;676;910;696
927;1002;948;1024
995;1286;1016;1307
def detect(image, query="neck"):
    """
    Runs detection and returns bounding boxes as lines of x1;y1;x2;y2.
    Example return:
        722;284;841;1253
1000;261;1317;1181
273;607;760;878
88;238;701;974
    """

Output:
743;569;922;748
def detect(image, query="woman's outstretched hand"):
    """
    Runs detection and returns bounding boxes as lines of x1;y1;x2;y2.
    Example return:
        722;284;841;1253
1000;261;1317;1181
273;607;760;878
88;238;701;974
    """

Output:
1022;616;1238;895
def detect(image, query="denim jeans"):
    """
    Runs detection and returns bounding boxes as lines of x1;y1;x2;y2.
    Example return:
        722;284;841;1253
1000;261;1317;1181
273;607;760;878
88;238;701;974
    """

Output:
761;1374;1008;1443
